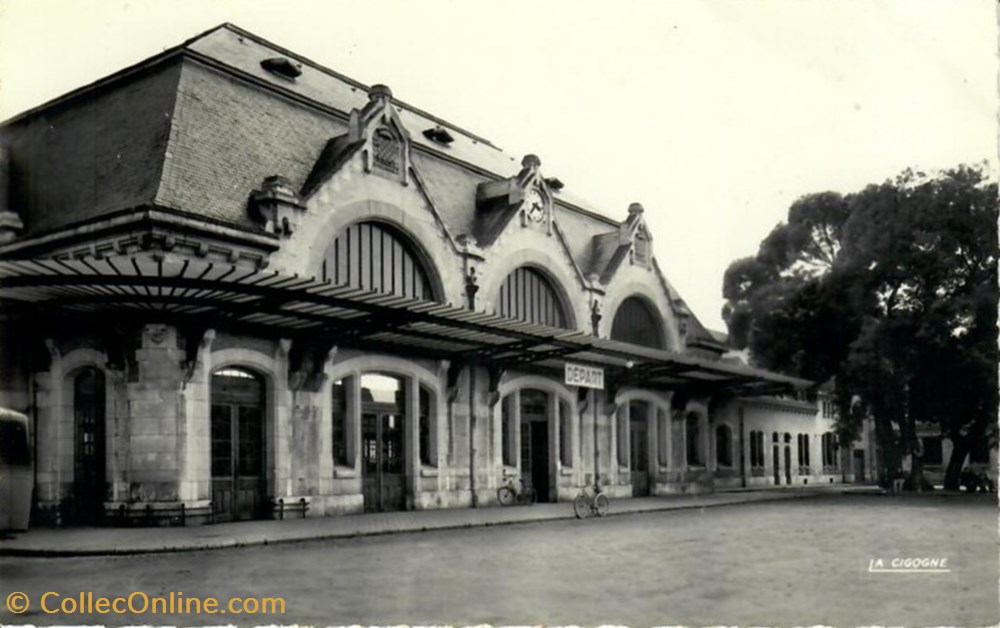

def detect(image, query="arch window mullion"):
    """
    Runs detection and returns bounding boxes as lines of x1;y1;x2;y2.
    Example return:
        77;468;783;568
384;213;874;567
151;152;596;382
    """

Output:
497;266;568;329
325;221;435;302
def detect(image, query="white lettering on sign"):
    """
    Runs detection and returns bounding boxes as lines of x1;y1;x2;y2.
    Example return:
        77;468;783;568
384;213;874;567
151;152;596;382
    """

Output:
564;363;605;390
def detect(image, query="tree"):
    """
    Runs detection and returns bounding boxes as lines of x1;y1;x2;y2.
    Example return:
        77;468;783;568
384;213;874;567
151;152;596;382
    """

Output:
723;164;998;489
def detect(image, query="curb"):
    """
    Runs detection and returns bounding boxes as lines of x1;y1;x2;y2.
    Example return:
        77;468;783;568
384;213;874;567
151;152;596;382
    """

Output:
0;490;826;558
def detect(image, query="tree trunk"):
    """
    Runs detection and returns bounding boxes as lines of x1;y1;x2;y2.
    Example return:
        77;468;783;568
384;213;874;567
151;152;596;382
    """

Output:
910;452;925;492
874;415;901;487
943;437;969;491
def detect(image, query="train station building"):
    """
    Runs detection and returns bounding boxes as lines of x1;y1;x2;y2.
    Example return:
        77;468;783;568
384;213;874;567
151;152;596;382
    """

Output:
0;25;866;526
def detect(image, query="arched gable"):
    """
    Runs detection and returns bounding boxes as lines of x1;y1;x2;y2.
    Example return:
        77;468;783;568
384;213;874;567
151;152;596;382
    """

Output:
321;220;436;301
298;197;456;304
610;295;665;349
480;244;582;330
602;269;682;350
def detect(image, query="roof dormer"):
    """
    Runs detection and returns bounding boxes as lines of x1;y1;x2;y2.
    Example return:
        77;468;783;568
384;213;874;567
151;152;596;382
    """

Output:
474;154;557;246
590;202;655;281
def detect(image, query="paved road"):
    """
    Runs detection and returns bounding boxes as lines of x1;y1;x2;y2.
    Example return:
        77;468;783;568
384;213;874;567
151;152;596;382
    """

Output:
1;494;995;626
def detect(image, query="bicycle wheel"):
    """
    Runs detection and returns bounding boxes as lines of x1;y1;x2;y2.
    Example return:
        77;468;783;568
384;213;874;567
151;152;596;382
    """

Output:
573;494;590;519
593;492;610;517
524;487;537;505
497;486;515;506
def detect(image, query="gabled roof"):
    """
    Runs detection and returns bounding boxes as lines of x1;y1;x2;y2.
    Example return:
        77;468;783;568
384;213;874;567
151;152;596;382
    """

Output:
0;23;730;351
300;135;365;199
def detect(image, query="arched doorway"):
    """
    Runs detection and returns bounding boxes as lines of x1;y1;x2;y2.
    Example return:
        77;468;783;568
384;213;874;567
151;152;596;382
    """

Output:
361;373;406;512
629;401;650;496
73;367;106;524
211;367;266;522
519;389;552;502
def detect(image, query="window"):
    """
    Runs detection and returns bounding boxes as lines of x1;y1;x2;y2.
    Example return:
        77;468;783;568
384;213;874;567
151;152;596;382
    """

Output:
323;221;434;301
331;379;349;466
617;405;629;467
657;407;669;467
610;296;664;348
372;127;401;173
797;434;811;467
501;395;515;466
419;386;434;466
559;399;572;468
0;419;30;467
715;425;733;468
749;430;765;469
497;267;568;328
822;433;839;468
686;413;702;466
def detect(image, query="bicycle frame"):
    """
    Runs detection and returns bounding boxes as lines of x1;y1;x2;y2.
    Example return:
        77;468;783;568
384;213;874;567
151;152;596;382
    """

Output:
573;484;609;519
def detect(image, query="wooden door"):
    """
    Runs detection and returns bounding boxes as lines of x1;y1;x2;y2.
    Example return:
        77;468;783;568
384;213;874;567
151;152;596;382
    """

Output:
520;421;550;503
211;369;265;523
362;411;406;512
630;415;650;496
73;367;106;524
853;449;866;482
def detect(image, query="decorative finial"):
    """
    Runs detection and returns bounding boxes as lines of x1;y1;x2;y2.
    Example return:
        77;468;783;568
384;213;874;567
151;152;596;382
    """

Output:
521;154;541;170
369;84;393;102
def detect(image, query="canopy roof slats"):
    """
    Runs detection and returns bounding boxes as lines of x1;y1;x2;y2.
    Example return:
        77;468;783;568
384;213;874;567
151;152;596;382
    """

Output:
0;257;810;395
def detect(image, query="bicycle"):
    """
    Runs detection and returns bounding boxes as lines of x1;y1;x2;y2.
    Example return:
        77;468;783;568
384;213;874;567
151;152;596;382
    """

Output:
497;470;537;506
573;484;609;519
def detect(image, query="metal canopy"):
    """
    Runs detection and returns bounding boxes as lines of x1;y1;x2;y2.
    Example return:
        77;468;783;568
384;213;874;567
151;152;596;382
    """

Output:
0;257;810;396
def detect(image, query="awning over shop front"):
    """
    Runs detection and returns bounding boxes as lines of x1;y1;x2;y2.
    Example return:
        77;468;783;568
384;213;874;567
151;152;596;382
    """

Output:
0;257;811;397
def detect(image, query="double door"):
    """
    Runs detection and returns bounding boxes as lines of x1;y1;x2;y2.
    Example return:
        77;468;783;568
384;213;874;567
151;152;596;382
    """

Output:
362;408;406;512
211;370;266;523
520;420;550;503
630;415;650;496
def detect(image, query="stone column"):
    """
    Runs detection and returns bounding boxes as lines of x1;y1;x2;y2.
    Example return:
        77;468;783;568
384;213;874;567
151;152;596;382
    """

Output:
33;341;63;514
124;324;186;522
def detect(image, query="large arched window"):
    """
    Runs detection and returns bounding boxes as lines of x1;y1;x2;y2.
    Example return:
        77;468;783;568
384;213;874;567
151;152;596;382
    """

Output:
322;221;435;301
496;266;568;328
611;297;664;348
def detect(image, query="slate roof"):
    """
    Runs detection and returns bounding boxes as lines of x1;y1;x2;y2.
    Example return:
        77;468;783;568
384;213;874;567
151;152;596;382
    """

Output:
0;23;726;346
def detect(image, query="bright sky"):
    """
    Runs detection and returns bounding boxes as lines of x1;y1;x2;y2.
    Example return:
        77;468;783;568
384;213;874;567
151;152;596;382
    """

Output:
0;0;995;331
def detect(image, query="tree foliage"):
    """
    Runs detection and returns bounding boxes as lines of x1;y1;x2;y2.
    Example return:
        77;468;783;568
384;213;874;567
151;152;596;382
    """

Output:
722;164;998;488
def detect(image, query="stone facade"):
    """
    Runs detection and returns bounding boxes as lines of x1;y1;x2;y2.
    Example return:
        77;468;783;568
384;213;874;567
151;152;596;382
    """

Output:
0;24;872;526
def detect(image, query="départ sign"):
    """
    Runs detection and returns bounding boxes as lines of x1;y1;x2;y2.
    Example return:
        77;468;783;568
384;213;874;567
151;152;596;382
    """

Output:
564;363;604;390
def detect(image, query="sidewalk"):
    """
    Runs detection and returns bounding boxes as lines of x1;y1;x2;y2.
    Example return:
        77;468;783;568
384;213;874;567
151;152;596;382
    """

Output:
0;485;852;557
